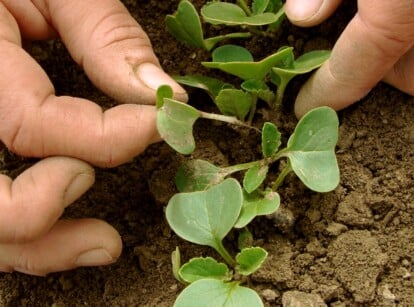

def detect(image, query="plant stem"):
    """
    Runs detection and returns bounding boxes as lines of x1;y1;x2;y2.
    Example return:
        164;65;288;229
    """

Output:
237;0;252;16
221;160;262;176
274;81;287;106
214;240;236;267
272;163;292;190
247;96;258;125
199;111;260;132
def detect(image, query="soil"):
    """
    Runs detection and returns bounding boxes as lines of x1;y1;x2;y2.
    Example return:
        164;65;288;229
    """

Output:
1;1;413;306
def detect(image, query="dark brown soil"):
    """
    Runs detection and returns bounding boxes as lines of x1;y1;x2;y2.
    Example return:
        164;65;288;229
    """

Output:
1;1;413;306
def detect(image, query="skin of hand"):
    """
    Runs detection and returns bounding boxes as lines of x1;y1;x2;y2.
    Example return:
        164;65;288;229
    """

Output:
0;0;187;276
284;0;414;117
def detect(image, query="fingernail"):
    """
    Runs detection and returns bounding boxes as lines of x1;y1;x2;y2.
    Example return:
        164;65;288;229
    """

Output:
137;62;186;95
74;248;114;267
288;0;323;21
63;170;95;206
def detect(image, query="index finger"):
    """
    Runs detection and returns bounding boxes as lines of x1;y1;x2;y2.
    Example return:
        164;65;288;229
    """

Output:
294;0;414;117
0;7;160;167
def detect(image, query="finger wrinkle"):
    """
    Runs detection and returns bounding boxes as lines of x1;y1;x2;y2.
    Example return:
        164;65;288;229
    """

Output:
99;25;152;50
358;14;414;59
91;11;151;51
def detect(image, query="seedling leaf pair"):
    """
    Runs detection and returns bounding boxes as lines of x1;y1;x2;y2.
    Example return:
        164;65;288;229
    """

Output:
178;246;267;283
166;178;243;262
203;45;293;81
271;49;331;104
283;106;339;192
166;0;251;51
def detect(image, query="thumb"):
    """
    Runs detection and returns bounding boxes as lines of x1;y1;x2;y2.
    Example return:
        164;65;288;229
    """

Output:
285;0;342;27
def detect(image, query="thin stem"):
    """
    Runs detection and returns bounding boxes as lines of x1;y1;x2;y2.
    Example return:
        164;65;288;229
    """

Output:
214;240;236;267
200;111;260;132
247;96;258;125
221;160;263;176
274;81;287;107
272;163;292;190
237;0;252;16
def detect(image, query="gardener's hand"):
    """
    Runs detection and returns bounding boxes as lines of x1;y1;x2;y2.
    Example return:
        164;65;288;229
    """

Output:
285;0;414;117
0;0;186;276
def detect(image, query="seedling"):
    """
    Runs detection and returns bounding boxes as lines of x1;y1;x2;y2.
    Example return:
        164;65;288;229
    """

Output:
166;0;252;51
157;86;340;306
166;0;285;51
155;1;338;306
200;1;284;27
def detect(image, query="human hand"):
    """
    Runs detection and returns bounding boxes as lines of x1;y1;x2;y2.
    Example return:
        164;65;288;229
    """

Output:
0;0;186;275
284;0;414;117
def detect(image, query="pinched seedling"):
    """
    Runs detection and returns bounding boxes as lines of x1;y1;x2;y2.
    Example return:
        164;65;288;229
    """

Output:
271;47;331;104
201;1;284;27
166;0;251;51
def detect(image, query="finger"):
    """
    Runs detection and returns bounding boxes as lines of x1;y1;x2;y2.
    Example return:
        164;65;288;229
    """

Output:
294;0;414;117
0;1;56;40
0;16;160;167
383;46;414;95
0;219;122;276
284;0;342;27
0;157;94;243
30;0;187;104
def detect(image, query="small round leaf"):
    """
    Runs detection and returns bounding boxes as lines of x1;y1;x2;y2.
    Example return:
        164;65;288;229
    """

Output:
166;178;243;249
236;247;268;275
179;257;231;283
174;279;263;307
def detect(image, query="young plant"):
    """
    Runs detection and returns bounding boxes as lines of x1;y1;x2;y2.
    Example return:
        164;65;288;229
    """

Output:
167;0;330;109
166;0;252;51
200;0;285;29
157;86;340;306
157;1;338;305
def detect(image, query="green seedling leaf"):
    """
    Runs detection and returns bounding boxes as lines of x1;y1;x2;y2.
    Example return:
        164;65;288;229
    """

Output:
271;50;331;104
174;75;233;99
282;106;339;192
241;79;275;105
265;1;285;31
262;122;281;157
166;178;243;251
157;98;200;155
201;2;279;26
203;46;293;80
252;0;269;14
179;257;231;283
156;85;174;109
172;247;184;283
166;0;205;49
236;247;268;275
175;159;226;192
174;279;263;307
212;44;254;63
216;89;254;121
243;163;269;193
267;0;283;13
235;190;280;228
